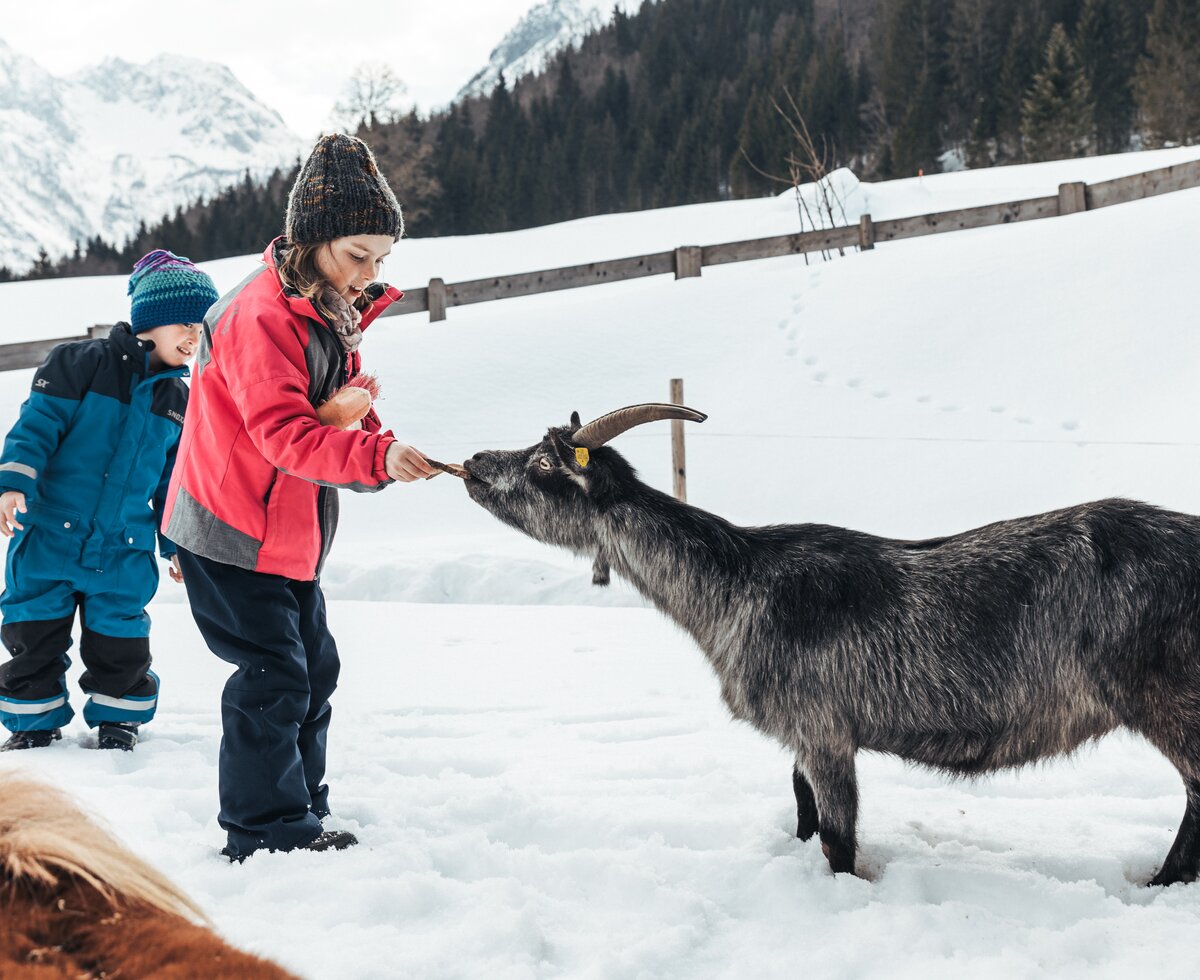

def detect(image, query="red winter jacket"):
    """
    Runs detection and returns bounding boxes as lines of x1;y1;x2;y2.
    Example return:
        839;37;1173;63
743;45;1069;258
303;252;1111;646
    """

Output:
163;240;401;580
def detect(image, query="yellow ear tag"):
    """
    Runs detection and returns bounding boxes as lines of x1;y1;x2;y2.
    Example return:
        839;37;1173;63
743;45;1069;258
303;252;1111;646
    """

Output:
574;447;590;468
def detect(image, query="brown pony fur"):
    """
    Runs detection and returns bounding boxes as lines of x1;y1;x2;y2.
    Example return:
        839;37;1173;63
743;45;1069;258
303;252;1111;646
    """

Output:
0;773;297;978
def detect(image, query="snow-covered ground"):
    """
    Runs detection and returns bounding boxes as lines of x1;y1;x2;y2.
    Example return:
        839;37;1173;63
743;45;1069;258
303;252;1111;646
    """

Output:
3;147;1200;977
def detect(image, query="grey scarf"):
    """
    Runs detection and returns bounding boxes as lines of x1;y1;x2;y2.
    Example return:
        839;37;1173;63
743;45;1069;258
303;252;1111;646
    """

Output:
319;287;363;354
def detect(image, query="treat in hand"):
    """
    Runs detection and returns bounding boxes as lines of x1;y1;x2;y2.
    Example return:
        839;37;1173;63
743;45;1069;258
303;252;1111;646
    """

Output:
423;458;469;480
315;373;381;430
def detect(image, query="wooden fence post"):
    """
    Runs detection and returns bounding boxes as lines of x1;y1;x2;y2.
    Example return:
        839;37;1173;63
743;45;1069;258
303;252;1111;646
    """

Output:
674;246;702;280
858;214;875;251
428;278;447;322
1058;182;1088;215
670;377;688;502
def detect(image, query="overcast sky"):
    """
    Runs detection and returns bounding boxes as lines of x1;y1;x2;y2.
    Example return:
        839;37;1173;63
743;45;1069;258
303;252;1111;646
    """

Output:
2;0;545;138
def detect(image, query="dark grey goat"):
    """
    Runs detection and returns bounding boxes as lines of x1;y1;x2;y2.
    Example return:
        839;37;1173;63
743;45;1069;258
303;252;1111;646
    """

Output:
461;403;1200;885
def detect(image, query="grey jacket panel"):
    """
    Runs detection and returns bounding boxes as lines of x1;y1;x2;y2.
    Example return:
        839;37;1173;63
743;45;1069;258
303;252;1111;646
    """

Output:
165;486;262;572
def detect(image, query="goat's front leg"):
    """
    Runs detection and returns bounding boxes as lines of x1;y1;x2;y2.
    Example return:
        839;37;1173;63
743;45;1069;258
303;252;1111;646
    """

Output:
792;762;819;841
798;744;859;875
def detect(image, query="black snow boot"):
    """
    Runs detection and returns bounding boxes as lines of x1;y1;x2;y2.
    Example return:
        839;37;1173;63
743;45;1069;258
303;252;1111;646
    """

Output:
220;845;248;864
220;829;359;863
1;728;61;751
97;722;139;751
298;830;359;853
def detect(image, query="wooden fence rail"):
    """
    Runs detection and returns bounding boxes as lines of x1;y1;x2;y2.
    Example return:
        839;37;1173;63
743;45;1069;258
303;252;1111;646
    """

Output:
3;157;1198;372
380;156;1199;323
0;325;112;373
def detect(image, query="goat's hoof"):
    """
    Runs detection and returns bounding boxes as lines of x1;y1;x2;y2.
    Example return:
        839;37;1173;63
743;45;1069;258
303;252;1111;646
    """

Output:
1149;867;1197;887
819;841;857;876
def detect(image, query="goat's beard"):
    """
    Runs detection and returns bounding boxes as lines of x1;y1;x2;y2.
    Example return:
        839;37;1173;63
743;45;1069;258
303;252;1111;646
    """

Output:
465;482;596;553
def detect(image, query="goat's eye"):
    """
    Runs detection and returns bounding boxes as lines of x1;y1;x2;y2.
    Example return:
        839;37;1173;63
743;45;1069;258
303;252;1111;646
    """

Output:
538;457;554;471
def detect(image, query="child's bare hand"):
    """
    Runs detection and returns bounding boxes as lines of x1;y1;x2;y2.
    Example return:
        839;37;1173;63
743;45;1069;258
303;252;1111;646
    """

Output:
0;491;27;538
168;555;183;585
385;442;435;483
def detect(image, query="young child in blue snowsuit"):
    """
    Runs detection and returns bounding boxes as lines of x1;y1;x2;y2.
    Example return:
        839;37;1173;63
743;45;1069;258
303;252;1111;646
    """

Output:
0;251;218;751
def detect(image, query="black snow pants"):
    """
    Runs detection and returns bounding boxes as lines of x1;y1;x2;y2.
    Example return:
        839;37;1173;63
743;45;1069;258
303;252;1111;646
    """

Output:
177;548;340;857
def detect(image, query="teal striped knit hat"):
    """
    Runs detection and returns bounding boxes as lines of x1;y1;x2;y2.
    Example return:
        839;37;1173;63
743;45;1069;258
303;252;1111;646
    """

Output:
127;250;219;334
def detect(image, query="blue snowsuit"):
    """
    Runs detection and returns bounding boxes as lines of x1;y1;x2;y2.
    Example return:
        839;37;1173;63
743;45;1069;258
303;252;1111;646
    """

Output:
0;324;187;732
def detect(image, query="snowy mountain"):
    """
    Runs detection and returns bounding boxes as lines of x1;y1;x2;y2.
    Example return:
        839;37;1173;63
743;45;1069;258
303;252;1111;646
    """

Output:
0;39;305;274
456;0;643;102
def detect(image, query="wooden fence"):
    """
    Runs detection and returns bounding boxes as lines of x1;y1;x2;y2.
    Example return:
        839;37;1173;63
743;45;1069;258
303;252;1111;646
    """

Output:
383;157;1200;322
2;157;1198;372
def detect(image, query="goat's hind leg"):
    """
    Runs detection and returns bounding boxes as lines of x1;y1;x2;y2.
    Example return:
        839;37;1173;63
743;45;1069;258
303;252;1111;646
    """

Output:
1151;775;1200;887
797;745;860;875
793;763;819;841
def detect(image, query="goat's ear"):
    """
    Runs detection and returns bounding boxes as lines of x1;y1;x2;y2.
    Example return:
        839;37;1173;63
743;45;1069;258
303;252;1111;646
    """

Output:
547;428;571;464
570;410;582;430
548;428;595;478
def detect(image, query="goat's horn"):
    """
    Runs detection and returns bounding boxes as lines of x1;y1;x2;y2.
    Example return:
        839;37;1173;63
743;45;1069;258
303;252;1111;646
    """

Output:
572;403;707;449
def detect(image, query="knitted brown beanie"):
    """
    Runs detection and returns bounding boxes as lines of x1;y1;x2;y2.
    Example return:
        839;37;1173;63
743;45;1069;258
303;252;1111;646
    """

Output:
285;134;404;244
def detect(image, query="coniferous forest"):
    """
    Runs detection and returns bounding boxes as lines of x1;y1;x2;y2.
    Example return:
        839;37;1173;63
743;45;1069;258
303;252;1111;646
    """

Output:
9;0;1199;282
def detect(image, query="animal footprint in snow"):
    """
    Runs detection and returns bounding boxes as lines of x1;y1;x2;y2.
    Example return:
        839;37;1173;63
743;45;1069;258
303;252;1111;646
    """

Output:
1061;420;1079;431
916;394;932;403
873;390;889;399
778;319;790;330
990;405;1006;414
846;378;862;388
939;404;960;413
804;356;818;366
1015;416;1034;425
812;371;829;383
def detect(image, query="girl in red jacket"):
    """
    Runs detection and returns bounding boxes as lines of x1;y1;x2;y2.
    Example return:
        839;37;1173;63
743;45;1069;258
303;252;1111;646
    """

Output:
164;134;432;860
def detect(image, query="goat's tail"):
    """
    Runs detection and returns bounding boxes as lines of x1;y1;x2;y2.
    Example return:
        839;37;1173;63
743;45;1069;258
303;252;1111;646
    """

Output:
0;772;208;924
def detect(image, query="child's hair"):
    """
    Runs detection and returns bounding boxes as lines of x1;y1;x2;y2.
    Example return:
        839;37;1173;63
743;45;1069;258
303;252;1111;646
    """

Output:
276;241;371;324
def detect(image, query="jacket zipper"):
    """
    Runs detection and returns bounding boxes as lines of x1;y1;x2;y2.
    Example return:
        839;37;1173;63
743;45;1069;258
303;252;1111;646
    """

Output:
313;325;347;579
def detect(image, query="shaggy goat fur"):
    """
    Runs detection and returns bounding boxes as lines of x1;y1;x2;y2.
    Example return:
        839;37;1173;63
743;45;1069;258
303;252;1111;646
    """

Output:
463;414;1200;885
0;773;296;977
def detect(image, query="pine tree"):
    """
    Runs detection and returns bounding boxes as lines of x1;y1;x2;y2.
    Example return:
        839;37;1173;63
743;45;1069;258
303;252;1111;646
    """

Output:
946;0;1007;164
876;0;951;175
28;248;57;280
614;7;637;54
1134;0;1200;146
1074;0;1137;153
1021;23;1096;161
997;3;1052;159
800;27;859;161
892;66;946;174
